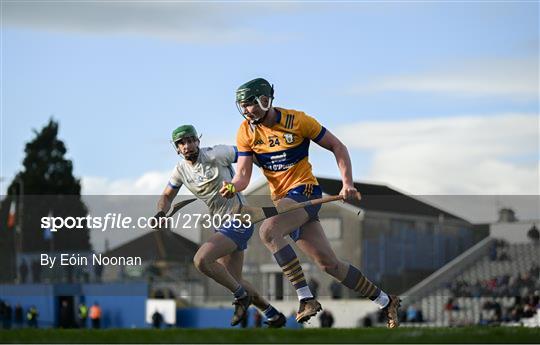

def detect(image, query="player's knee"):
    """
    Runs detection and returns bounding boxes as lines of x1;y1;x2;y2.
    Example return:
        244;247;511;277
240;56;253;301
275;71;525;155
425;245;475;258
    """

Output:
259;223;277;244
317;257;339;275
193;252;211;273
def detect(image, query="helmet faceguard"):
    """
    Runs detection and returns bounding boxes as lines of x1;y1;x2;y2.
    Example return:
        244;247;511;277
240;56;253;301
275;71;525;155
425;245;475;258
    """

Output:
235;78;274;124
170;125;201;158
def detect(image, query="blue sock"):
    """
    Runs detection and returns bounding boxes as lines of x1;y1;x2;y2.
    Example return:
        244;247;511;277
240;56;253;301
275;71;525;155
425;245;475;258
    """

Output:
341;264;382;300
263;305;279;320
273;245;308;290
233;285;247;299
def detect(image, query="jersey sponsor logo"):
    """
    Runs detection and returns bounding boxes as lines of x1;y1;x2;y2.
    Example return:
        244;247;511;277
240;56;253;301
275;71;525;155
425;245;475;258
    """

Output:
283;133;294;144
267;152;292;171
254;139;265;146
270;152;287;161
267;162;295;171
255;138;310;172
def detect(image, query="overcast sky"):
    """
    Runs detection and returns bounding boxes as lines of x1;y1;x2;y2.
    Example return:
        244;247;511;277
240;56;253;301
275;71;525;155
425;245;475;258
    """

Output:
2;1;538;237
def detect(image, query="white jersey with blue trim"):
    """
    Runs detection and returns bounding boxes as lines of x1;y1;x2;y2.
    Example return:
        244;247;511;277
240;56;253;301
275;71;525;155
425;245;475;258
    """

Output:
168;145;245;216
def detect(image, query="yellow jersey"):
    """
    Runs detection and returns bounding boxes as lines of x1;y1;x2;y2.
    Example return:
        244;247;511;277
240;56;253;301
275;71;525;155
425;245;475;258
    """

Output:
236;107;327;200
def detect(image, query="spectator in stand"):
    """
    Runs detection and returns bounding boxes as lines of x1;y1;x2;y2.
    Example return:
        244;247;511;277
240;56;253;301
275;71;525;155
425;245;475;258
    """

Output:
523;304;535;318
445;298;459;311
497;249;510;261
530;264;539;279
508;276;520;296
510;304;524;322
527;224;539;243
487;278;497;292
493;300;502;322
532;290;539;307
417;308;424;323
445;298;459;326
471;281;482;298
406;305;420;323
489;242;497;261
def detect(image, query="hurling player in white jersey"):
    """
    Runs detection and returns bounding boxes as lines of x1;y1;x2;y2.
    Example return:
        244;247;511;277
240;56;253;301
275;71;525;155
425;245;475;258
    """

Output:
154;124;286;328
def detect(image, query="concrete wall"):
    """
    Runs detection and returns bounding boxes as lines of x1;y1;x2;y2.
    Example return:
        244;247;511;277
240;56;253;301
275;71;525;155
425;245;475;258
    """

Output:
82;283;148;328
200;299;378;328
0;284;57;327
0;282;148;328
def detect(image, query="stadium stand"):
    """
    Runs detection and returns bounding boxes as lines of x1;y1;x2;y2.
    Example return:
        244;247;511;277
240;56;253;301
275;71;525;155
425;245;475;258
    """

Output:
401;237;539;327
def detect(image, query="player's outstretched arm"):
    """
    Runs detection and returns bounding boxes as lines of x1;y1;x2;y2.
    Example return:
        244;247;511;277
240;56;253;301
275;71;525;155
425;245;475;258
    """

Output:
152;184;181;229
316;130;360;201
157;184;181;215
220;155;253;198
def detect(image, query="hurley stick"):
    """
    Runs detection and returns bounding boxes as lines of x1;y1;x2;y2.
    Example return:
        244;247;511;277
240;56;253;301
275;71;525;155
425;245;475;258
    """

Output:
239;192;361;225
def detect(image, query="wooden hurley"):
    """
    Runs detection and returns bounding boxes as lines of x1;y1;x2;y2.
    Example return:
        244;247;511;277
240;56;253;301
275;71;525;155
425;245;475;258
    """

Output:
238;192;361;225
168;198;197;217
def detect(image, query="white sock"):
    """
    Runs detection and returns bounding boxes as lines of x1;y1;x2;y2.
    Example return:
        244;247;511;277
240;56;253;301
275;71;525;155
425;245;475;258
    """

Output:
296;286;314;301
373;291;390;309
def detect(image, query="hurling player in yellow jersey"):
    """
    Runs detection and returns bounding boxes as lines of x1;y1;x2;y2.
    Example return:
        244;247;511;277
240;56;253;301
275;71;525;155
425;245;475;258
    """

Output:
220;78;401;327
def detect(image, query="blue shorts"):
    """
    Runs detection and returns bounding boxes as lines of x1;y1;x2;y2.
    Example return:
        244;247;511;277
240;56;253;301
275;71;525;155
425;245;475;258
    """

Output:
285;184;322;242
215;223;254;251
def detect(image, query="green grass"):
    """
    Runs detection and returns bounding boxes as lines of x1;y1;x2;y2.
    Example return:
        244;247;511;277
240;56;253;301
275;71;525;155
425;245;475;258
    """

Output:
0;327;539;344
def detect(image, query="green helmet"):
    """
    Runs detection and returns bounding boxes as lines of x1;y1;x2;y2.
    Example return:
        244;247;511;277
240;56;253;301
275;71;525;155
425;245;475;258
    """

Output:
236;78;274;103
171;125;198;143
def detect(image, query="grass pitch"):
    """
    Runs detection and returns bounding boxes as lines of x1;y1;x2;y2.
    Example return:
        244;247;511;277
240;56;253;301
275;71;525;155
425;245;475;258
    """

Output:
0;327;538;343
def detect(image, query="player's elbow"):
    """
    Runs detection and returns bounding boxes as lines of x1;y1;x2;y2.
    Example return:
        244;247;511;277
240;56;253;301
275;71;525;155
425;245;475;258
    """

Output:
331;139;348;155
